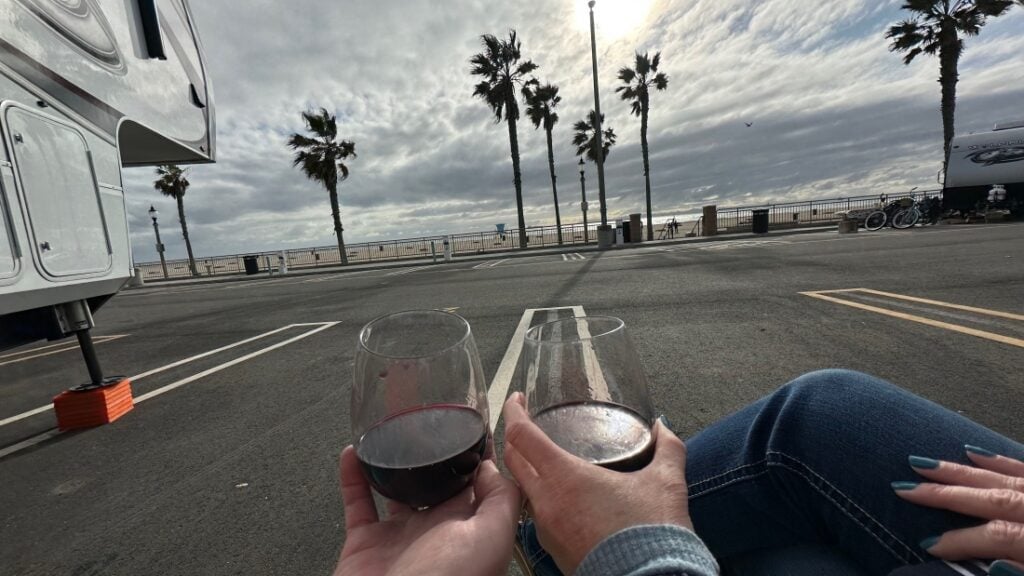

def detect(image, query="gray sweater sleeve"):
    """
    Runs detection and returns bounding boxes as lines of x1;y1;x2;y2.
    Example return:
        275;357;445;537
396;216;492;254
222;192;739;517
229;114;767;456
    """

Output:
575;525;720;576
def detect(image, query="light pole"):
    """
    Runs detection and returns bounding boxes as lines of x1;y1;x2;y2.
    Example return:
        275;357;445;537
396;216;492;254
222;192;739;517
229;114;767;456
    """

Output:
149;205;168;279
579;158;589;243
588;0;611;247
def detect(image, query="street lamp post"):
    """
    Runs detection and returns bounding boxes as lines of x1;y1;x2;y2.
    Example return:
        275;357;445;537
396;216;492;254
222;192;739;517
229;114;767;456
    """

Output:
149;205;168;279
579;158;589;243
588;0;611;248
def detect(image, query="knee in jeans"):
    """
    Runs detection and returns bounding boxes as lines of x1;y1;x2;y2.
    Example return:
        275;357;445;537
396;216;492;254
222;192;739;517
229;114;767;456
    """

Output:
765;370;904;441
782;369;898;404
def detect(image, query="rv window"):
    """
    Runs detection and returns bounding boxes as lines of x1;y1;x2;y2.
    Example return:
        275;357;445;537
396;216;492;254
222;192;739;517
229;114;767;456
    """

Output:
138;0;167;60
5;108;112;278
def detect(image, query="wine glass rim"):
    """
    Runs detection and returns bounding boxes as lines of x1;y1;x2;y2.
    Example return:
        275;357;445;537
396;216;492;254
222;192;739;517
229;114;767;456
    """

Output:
358;309;473;359
524;315;625;344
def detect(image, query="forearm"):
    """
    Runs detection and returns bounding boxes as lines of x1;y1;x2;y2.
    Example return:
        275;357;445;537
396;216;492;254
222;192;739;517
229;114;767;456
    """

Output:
576;525;719;576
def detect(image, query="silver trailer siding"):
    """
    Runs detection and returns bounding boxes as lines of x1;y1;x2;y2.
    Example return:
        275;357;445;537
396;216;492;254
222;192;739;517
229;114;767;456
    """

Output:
0;0;214;351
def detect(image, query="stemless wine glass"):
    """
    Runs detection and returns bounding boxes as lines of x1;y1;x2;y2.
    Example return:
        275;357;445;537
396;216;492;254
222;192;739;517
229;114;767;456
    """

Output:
351;310;490;509
522;316;656;472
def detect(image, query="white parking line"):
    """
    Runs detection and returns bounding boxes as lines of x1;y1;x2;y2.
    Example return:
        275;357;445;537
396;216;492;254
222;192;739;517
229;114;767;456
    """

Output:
473;259;508;269
0;322;341;459
0;429;62;459
575;315;610;401
0;335;128;367
0;323;338;429
386;265;432;276
134;322;340;403
699;240;789;251
485;306;585;431
302;270;380;283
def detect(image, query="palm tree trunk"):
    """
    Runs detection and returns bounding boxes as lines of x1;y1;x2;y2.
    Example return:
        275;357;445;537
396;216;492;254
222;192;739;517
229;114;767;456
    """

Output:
506;110;528;250
176;195;198;276
641;102;653;241
938;47;960;171
545;126;562;245
329;185;348;265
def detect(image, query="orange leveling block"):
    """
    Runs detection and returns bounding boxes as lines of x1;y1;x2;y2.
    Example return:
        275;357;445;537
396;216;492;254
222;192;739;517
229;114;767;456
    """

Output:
53;377;134;431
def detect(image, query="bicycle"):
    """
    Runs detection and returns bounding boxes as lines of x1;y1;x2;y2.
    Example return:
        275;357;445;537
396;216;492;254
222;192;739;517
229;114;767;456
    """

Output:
865;198;916;231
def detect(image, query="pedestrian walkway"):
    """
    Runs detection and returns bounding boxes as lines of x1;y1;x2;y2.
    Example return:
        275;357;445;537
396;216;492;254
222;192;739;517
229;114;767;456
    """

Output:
129;225;837;289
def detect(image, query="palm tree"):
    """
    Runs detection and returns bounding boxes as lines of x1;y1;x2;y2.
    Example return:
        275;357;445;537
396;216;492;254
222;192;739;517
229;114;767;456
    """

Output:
887;0;1014;168
523;80;564;244
573;110;616;164
288;108;357;265
617;51;669;242
470;30;538;249
153;164;198;277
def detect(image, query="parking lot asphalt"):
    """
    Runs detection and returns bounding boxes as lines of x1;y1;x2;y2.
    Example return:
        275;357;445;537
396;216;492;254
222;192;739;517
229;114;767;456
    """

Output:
1;223;1022;575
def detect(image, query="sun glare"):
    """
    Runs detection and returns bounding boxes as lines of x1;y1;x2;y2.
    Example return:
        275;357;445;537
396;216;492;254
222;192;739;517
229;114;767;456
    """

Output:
573;0;656;40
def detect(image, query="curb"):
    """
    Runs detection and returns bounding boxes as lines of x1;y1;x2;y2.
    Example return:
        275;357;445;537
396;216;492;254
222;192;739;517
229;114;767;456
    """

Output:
127;225;838;290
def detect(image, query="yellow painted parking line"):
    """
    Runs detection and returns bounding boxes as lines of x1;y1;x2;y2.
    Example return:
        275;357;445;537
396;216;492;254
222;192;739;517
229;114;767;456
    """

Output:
800;291;1024;349
852;288;1024;322
0;335;128;367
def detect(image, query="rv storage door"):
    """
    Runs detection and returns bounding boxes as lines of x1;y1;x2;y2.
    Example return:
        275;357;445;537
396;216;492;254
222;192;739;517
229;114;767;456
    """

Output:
4;105;111;278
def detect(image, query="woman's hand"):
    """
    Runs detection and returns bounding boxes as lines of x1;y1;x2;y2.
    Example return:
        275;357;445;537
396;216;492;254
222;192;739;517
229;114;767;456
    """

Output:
502;392;692;575
333;445;521;576
895;445;1024;574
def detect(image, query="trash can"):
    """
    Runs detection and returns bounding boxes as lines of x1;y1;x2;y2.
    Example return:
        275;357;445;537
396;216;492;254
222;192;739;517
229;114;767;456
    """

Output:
752;209;770;234
629;213;644;243
243;255;260;275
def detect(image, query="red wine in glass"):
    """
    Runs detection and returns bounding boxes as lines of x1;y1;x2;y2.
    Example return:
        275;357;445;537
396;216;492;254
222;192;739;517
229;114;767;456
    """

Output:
356;404;487;509
523;316;657;472
532;401;655;472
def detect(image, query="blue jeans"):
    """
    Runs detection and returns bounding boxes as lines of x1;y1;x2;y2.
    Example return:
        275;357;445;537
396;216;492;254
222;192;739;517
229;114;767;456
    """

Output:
518;370;1024;576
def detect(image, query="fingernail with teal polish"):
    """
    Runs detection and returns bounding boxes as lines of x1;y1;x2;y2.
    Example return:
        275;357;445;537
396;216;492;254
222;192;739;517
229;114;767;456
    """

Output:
658;415;672;429
991;560;1024;576
965;444;997;458
891;481;919;491
919;536;940;551
908;455;940;470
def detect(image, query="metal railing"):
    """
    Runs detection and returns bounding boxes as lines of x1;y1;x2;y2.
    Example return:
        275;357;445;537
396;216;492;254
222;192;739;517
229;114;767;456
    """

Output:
136;223;599;280
135;190;943;281
449;223;593;254
714;191;942;233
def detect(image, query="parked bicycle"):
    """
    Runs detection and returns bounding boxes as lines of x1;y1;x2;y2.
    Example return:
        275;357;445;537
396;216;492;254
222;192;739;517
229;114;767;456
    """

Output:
864;198;916;231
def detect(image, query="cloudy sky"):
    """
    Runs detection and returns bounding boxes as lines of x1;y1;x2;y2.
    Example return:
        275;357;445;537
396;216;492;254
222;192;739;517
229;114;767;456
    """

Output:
124;0;1024;262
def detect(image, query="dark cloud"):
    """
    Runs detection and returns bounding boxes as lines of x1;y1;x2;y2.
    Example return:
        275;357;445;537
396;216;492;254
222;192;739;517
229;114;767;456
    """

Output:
124;0;1024;262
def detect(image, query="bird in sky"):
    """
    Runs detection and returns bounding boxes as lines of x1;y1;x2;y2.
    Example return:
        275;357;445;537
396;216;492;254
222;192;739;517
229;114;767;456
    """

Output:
744;122;753;127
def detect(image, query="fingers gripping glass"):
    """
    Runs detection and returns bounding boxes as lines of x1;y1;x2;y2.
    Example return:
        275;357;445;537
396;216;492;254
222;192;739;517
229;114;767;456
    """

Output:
522;316;656;471
351;310;490;509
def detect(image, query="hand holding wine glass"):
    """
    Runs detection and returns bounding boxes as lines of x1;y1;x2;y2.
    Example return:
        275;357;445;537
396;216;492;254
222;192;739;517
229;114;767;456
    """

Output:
522;316;659;471
333;445;521;576
350;310;491;509
503;392;692;575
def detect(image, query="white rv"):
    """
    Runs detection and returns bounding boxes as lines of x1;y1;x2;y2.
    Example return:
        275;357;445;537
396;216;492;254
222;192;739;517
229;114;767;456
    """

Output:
0;0;214;380
944;120;1024;217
